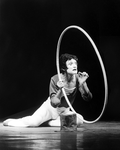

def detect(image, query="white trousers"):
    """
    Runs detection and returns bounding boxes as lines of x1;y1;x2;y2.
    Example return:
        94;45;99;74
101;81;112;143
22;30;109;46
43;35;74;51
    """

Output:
3;97;84;127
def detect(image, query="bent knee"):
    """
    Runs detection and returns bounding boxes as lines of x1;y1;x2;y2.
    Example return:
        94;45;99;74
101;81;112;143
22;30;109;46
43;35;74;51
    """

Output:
77;114;84;125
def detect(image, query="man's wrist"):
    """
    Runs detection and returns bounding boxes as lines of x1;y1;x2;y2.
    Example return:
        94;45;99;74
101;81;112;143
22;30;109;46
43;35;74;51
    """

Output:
78;81;85;87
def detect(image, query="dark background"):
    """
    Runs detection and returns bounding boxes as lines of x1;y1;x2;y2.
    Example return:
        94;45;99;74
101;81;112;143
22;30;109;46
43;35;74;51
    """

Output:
0;0;120;121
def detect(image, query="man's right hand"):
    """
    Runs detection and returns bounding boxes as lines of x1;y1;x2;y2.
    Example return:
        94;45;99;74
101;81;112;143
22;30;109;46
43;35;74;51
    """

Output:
57;81;65;89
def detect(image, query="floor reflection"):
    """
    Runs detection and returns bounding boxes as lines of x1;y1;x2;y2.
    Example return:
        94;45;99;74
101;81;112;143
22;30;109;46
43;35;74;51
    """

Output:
0;128;83;150
0;134;61;150
81;129;120;150
0;131;81;150
1;122;120;150
60;132;78;150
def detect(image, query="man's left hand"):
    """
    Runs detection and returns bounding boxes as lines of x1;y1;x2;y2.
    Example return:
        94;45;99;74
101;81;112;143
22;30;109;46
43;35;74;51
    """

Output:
77;72;89;85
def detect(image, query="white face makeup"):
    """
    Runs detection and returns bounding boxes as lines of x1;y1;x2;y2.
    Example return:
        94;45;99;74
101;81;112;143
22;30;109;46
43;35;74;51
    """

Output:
66;59;78;74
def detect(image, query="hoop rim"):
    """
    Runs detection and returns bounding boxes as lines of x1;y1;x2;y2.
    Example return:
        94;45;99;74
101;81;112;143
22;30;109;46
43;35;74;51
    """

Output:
56;25;108;123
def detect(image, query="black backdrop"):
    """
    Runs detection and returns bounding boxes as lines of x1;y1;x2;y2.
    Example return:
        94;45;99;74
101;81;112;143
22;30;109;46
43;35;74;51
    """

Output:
0;0;120;121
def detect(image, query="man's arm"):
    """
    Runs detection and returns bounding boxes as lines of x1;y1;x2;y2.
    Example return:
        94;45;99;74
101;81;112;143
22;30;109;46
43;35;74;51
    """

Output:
50;90;62;108
79;82;92;101
76;72;93;101
49;77;64;108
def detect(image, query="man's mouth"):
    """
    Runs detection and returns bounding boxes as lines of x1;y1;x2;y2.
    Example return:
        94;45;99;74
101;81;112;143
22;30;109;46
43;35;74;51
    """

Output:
73;69;77;71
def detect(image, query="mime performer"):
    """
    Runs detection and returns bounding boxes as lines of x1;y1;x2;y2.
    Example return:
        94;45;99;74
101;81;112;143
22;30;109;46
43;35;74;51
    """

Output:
3;53;92;127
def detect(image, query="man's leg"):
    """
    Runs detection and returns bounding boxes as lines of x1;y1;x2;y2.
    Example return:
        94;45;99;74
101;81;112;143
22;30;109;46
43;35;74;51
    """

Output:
76;113;84;126
48;111;84;127
48;108;71;127
3;97;55;127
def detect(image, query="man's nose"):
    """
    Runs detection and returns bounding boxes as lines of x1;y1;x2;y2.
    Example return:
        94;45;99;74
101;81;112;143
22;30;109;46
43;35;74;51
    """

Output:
73;64;77;68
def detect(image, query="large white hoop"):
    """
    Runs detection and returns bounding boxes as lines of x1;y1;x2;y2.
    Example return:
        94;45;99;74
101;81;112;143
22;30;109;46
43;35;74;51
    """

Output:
56;25;108;123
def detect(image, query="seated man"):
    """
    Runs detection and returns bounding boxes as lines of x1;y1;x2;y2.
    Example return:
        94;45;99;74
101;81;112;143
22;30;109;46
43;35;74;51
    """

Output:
3;53;92;127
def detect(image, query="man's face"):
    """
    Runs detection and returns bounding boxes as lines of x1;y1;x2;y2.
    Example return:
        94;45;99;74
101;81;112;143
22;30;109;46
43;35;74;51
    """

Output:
66;59;78;74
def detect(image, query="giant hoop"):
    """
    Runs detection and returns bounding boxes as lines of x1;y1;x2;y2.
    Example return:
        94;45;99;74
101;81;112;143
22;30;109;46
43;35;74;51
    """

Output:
56;25;108;123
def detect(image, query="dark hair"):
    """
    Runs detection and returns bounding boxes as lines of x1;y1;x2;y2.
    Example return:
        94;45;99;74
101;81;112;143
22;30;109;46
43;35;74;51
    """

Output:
60;53;78;73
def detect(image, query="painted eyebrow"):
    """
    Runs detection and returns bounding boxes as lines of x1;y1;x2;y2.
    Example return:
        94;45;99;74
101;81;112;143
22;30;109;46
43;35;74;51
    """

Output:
68;61;77;65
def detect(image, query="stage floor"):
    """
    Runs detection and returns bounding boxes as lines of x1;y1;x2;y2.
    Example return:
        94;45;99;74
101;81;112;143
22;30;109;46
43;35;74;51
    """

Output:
0;121;120;150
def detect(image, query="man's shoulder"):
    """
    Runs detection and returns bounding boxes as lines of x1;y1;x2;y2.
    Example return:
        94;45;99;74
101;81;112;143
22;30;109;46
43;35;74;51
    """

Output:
51;74;59;81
